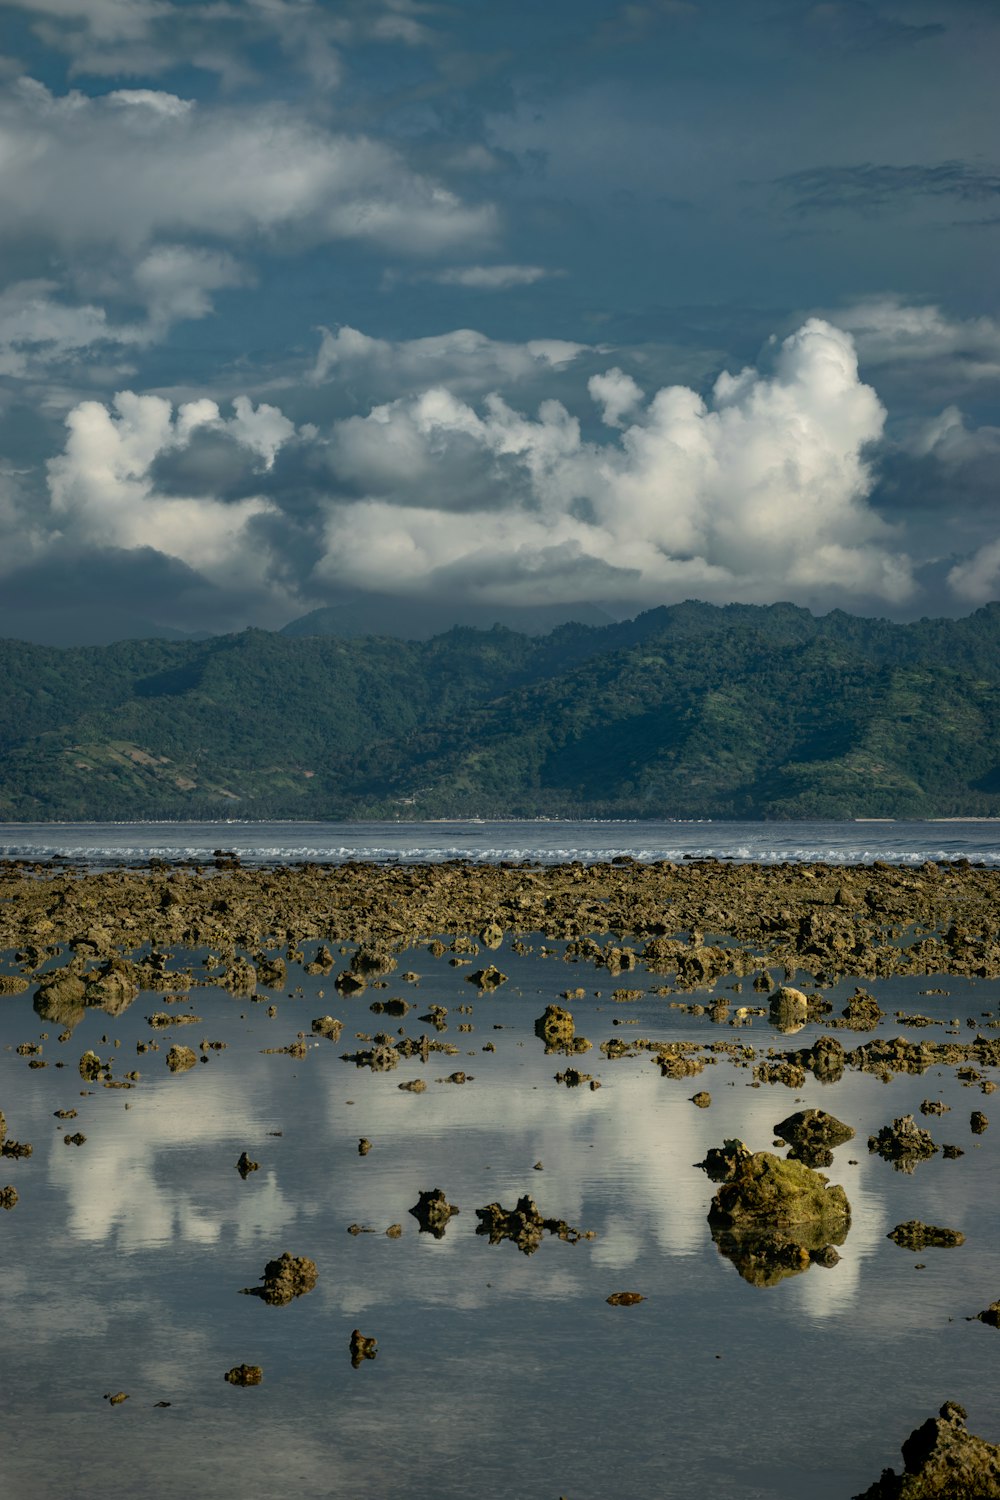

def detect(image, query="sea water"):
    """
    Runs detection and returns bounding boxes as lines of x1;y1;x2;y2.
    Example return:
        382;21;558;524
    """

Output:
3;817;1000;868
1;830;999;1497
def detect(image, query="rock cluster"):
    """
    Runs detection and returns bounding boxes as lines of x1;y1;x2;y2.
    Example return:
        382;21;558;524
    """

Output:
474;1194;593;1255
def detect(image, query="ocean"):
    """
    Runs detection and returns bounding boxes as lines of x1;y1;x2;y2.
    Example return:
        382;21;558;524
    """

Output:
3;816;1000;868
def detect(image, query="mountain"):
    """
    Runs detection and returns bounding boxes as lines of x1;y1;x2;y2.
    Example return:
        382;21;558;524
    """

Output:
2;601;1000;820
279;596;617;640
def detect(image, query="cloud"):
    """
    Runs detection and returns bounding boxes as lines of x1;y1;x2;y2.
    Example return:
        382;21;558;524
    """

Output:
0;252;251;379
427;264;557;290
588;366;644;427
778;160;1000;214
948;538;1000;604
0;280;144;378
45;390;296;587
131;244;252;331
0;77;496;256
314;318;914;609
838;297;1000;383
310;324;587;393
1;0;436;81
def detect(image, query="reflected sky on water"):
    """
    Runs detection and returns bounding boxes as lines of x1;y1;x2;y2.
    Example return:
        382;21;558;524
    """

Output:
1;938;999;1498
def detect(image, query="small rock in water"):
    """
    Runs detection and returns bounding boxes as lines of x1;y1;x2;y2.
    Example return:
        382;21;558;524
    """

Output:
606;1291;645;1306
409;1188;460;1239
224;1364;263;1386
886;1220;965;1251
240;1251;318;1305
236;1151;259;1178
350;1330;377;1367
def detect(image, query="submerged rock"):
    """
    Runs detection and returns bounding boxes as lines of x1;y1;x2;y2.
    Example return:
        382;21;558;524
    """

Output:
699;1138;753;1183
78;1050;104;1081
479;921;504;950
352;947;396;977
708;1150;850;1286
774;1108;855;1168
241;1252;318;1305
769;986;809;1033
350;1330;377;1367
334;970;366;996
853;1400;1000;1498
534;1003;591;1055
311;1015;343;1042
606;1291;645;1306
474;1194;593;1256
166;1044;198;1074
887;1221;965;1251
869;1115;938;1172
409;1188;459;1239
467;965;507;992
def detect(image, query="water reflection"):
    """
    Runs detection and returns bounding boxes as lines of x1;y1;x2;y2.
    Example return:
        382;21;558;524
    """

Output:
0;945;998;1499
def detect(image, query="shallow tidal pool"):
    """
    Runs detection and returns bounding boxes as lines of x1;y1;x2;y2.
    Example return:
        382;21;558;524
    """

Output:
1;937;998;1500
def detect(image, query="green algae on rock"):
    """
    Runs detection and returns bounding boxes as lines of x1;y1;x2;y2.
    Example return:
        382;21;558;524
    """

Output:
708;1150;851;1286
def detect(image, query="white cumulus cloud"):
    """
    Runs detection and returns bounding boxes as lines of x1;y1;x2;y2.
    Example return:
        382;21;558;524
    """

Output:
315;318;914;609
46;389;294;581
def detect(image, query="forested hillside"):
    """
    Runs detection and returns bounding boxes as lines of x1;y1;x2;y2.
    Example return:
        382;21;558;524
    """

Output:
2;601;1000;820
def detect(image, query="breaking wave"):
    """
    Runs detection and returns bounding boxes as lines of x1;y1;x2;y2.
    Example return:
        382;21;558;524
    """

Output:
2;819;1000;870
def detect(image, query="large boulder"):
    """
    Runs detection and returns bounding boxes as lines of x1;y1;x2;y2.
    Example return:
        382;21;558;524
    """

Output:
774;1108;855;1168
853;1401;1000;1498
708;1150;851;1286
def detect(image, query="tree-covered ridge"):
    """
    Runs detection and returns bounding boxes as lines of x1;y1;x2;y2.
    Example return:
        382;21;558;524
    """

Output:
3;601;1000;820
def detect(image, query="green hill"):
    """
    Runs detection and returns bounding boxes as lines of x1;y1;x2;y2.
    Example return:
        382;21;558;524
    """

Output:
2;601;1000;820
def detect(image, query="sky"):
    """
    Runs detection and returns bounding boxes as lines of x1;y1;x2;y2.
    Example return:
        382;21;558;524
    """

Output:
0;0;998;643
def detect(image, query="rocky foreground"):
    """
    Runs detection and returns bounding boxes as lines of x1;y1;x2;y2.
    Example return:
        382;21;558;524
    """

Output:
3;855;1000;987
4;854;1000;1496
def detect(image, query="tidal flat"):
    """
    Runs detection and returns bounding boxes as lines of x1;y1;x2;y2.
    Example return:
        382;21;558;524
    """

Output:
2;857;1000;1498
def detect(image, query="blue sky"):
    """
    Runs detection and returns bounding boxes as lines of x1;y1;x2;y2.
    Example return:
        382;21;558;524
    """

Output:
0;0;998;641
